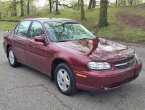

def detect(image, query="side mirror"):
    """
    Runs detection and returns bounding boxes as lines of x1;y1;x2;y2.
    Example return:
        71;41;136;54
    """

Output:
34;36;46;44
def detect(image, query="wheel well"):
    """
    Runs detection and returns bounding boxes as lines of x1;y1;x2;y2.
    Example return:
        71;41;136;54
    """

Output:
6;45;11;57
51;59;66;81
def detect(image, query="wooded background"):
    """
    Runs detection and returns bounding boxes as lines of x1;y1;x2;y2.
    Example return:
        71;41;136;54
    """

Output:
0;0;145;43
0;0;143;28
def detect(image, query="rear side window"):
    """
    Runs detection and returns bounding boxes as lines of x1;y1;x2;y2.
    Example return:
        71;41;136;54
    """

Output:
29;21;45;39
15;21;31;37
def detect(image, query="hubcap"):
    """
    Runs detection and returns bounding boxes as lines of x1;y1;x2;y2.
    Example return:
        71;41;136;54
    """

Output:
57;69;70;91
9;50;15;65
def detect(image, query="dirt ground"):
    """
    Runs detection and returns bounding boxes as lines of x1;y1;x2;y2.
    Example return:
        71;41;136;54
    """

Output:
117;12;145;30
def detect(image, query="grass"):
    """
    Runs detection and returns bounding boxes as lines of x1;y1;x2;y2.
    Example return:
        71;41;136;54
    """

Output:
0;7;145;43
0;21;17;31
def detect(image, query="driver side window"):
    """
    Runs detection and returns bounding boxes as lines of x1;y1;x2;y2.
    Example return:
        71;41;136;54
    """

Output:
29;21;45;39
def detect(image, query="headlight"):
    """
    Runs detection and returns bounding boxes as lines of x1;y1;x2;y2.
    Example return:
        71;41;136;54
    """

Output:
87;62;111;70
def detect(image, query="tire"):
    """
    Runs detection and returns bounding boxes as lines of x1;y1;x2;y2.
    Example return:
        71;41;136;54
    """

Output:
55;63;77;95
8;47;20;67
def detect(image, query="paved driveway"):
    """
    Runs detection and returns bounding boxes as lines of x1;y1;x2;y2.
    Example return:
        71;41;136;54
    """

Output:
0;31;145;110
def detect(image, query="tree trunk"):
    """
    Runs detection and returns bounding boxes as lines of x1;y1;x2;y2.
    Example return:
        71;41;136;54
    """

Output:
27;0;30;15
13;0;17;16
98;0;108;28
116;0;118;6
88;0;93;9
88;0;96;9
49;0;52;13
130;0;133;5
55;0;59;14
92;0;96;8
128;0;133;5
77;0;80;10
80;0;85;20
0;12;1;19
21;0;24;16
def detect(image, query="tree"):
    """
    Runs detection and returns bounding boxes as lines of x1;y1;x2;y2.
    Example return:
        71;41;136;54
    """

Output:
118;0;126;6
92;0;96;8
98;0;108;28
20;0;24;16
0;12;1;19
88;0;93;9
116;0;118;6
88;0;96;9
13;0;17;16
80;0;85;20
55;0;59;14
77;0;80;10
49;0;52;13
127;0;133;5
27;0;30;15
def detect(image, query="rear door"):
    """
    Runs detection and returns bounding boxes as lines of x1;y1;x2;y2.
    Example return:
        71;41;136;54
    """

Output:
25;21;51;74
12;20;31;64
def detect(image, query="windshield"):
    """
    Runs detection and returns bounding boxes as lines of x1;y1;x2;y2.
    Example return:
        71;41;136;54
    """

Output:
44;22;95;42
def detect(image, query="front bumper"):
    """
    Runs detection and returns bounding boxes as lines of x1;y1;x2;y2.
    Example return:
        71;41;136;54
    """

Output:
74;59;142;92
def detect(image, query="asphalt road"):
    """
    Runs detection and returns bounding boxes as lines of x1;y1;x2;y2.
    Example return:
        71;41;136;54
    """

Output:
0;31;145;110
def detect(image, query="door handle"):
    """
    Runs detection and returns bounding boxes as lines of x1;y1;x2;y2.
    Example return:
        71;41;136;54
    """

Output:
27;44;37;48
27;44;32;46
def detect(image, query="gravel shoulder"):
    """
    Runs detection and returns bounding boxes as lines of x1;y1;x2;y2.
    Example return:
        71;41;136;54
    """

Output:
0;31;145;110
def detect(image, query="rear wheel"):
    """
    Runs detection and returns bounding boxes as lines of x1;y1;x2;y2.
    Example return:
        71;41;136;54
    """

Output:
8;47;20;67
55;63;77;95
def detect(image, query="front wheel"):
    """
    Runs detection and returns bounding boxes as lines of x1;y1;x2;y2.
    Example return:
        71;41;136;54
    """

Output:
55;63;77;95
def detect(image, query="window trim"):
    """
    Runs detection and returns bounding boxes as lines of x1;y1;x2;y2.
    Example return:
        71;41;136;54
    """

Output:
43;21;64;42
14;19;50;44
28;20;45;39
27;20;50;44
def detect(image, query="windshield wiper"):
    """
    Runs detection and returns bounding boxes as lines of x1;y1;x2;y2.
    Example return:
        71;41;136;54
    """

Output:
56;40;73;42
75;38;92;40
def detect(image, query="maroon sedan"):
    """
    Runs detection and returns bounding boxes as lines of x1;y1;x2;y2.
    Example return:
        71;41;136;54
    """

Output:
3;18;142;95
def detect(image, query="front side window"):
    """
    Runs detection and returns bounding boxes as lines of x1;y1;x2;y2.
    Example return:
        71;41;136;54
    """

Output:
44;22;95;42
15;21;31;37
29;21;45;39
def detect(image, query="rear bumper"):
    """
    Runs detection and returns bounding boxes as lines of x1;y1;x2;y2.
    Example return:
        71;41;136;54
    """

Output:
74;59;142;92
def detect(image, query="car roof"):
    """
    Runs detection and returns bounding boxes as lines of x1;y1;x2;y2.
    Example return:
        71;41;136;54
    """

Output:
23;18;77;23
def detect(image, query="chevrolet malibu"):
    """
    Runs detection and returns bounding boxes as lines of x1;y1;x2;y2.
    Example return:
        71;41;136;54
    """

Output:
3;18;142;95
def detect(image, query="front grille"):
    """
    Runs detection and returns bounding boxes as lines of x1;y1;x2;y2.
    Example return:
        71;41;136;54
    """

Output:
113;56;136;69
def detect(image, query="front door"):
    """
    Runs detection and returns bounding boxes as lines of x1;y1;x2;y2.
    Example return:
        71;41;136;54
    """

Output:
25;21;50;74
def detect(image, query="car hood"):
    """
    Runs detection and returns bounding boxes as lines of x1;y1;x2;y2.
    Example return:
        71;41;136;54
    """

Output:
57;38;135;62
